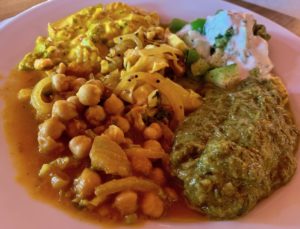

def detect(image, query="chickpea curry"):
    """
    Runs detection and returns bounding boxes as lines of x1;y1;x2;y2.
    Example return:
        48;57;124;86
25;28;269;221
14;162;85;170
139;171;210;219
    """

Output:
7;2;201;223
2;2;299;225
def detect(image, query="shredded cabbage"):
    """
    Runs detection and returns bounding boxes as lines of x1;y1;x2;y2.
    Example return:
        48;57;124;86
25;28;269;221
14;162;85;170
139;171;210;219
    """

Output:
125;146;168;159
115;72;202;125
89;176;165;206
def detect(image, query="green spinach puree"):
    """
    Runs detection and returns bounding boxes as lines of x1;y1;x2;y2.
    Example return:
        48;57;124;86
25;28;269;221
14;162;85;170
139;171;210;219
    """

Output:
171;76;299;219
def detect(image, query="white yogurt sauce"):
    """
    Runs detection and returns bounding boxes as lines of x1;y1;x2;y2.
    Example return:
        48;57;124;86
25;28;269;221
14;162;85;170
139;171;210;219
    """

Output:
177;10;273;79
205;10;232;46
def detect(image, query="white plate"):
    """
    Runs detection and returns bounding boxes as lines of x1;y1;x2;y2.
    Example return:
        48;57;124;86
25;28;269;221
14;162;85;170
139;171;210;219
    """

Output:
0;0;300;228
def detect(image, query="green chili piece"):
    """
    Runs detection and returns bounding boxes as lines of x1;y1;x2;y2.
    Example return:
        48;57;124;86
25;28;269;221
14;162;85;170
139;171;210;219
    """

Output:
191;18;206;34
185;49;200;65
169;18;188;33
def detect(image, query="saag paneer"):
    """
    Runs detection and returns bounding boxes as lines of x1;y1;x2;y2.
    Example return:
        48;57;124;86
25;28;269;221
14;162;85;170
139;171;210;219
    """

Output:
171;76;299;219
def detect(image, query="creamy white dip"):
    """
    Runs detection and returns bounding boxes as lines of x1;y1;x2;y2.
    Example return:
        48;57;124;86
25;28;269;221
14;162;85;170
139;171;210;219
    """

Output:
177;10;273;79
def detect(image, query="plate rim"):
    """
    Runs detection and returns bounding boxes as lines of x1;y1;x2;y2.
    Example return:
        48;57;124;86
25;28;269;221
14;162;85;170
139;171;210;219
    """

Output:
0;1;300;229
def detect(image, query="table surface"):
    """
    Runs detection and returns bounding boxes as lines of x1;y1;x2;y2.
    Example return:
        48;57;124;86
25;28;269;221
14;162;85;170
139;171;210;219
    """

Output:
0;0;299;36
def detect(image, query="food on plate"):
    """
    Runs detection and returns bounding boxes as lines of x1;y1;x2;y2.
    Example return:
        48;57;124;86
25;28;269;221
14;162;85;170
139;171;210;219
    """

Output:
7;2;199;223
170;9;298;219
2;1;298;224
171;77;298;218
176;10;273;86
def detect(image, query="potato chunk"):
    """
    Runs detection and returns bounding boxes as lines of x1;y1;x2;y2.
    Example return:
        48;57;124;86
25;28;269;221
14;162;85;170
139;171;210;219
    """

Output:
90;135;131;177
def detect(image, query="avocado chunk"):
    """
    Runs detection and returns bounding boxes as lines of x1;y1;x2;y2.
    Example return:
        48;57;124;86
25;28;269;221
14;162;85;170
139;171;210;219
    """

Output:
205;64;240;88
190;57;210;77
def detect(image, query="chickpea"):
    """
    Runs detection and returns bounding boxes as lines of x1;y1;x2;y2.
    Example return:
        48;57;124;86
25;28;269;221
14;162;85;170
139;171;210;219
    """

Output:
34;58;53;70
113;191;138;215
133;84;154;105
110;115;130;133
100;59;110;74
93;125;106;135
38;117;65;140
146;31;156;40
85;105;106;126
66;96;85;111
131;155;152;175
123;137;133;145
84;129;97;139
51;173;69;190
86;79;104;91
74;168;101;198
112;56;123;69
56;62;67;74
98;204;113;218
70;77;87;91
52;100;78;121
149;168;166;186
104;93;124;115
143;140;163;152
69;135;92;159
141;192;164;218
104;125;125;144
66;119;87;137
52;73;69;92
146;27;165;40
124;214;138;225
143;123;162;140
76;84;102;106
17;88;32;102
38;135;64;154
126;106;146;131
164;187;178;202
63;91;77;98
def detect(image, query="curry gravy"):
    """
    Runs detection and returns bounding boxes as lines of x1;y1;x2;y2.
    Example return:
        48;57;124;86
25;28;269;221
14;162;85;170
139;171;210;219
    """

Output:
1;70;203;226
